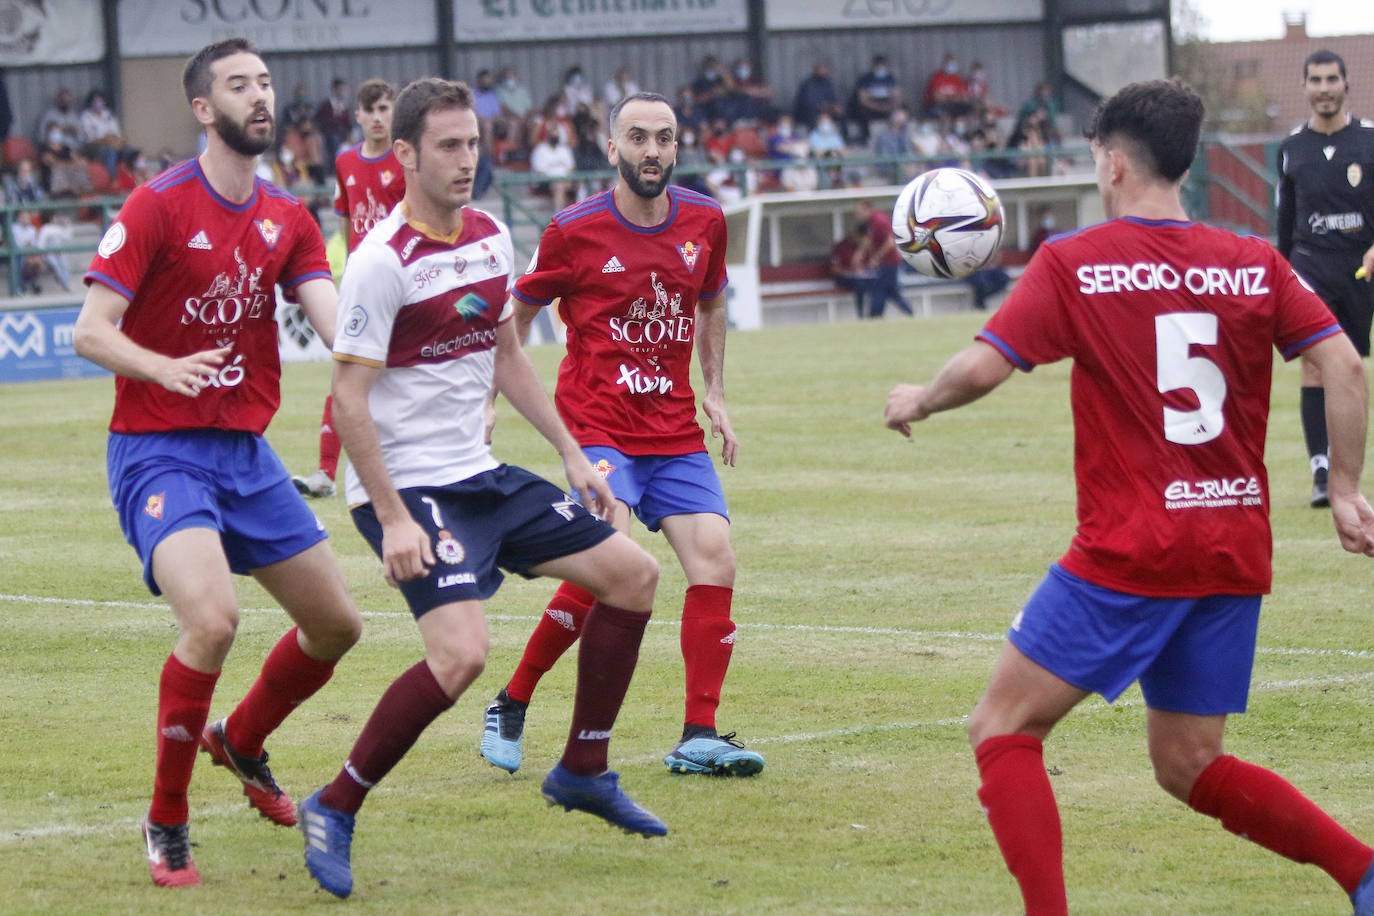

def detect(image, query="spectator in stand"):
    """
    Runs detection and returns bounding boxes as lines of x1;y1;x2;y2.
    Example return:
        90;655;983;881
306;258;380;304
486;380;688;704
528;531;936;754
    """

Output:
472;70;502;154
79;89;138;181
720;58;775;125
532;94;574;146
855;198;914;318
37;119;91;197
922;53;973;119
603;66;639;111
315;78;353;164
674;124;712;195
281;114;327;185
690;55;732;122
35;87;81;152
703;117;735;163
969;126;1018;180
1017;81;1060;131
794;60;842;131
831;222;875;318
848;55;902;145
967;61;993;117
766;115;815;191
1028;205;1057;254
530;126;575;211
674;86;706;138
1008;107;1050;177
809;113;848;188
35;211;72;291
872;108;917;183
571;102;608;197
496;66;534;146
5;158;47;204
9;210;43;294
561;66;594;114
282;84;315;130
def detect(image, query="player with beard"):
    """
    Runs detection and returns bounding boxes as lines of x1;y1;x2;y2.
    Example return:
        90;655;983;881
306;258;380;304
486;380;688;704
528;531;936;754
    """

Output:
479;91;765;779
73;38;362;888
1277;49;1374;507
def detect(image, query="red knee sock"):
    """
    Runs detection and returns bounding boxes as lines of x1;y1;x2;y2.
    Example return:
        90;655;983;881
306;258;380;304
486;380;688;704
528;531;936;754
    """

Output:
561;601;651;775
506;582;594;704
680;584;734;730
974;735;1068;916
1189;754;1374;893
319;660;454;815
319;396;340;480
224;627;336;758
149;654;219;825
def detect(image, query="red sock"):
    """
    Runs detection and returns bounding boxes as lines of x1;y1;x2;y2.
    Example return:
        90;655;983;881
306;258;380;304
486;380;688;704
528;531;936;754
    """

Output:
319;660;454;815
149;654;219;825
319;396;340;480
974;735;1067;916
506;582;594;703
562;601;650;775
680;584;734;730
1189;754;1374;892
224;627;336;758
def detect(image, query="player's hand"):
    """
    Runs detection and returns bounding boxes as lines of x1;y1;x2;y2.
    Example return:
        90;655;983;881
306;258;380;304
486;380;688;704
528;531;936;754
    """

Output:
483;397;497;445
1360;245;1374;283
885;384;931;437
702;393;739;467
1330;492;1374;557
157;345;232;398
563;453;615;520
380;514;436;587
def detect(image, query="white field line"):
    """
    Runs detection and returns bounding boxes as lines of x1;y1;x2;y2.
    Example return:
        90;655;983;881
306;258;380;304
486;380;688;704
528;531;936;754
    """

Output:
2;593;1370;660
3;592;1373;847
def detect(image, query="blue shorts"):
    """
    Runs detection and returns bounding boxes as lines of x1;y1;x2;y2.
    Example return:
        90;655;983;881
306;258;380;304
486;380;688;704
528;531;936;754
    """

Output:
1008;564;1260;714
349;464;615;618
107;430;328;596
582;446;728;533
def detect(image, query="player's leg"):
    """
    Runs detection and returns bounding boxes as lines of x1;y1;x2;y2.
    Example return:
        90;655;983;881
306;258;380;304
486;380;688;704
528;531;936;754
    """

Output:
1140;593;1374;908
302;599;484;898
1300;356;1330;506
292;396;339;498
481;448;643;772
886;264;914;315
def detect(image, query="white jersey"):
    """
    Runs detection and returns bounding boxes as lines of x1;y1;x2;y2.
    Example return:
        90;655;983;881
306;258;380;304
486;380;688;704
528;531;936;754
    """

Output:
333;203;515;504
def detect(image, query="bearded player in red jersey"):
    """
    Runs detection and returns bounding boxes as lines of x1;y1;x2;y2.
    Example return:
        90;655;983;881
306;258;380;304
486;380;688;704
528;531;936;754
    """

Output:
73;38;362;889
479;91;764;778
886;79;1374;914
293;78;407;500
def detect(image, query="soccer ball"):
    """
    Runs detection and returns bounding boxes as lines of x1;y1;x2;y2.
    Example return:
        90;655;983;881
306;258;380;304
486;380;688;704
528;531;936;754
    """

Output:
891;168;1005;279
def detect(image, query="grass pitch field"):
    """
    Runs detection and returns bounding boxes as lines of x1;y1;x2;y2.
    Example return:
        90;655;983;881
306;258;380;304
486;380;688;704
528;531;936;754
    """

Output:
3;313;1373;914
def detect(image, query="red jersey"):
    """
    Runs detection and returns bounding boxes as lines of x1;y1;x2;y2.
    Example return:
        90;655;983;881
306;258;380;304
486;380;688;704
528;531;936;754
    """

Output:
333;146;405;252
512;187;729;455
979;217;1341;597
85;158;331;435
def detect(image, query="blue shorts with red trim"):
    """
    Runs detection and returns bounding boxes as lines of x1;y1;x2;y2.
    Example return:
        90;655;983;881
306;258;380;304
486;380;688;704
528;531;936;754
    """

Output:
1007;563;1260;715
581;446;728;532
107;429;328;596
349;464;615;618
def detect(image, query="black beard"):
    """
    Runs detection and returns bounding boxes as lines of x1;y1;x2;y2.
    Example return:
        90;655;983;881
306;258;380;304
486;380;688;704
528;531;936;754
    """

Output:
619;157;673;199
215;107;274;157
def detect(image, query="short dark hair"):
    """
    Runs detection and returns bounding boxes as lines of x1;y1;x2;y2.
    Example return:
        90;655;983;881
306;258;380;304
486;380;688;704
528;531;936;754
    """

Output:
1085;79;1203;183
392;77;475;150
356;78;395;111
1304;49;1347;80
608;91;673;135
182;38;257;105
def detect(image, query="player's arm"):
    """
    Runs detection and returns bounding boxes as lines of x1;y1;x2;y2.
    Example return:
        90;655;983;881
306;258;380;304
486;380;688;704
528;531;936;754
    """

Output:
331;357;437;585
294;277;339;349
885;340;1014;437
1275;149;1295;260
73;282;230;397
512;297;544;346
491;318;616;518
1304;333;1374;555
696;294;738;467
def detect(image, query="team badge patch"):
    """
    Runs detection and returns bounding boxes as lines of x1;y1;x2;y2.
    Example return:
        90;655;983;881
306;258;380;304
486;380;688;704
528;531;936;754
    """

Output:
344;305;368;337
677;241;701;273
380;170;396;187
255;218;281;249
593;459;616;479
1349;163;1363;188
97;221;126;258
435;529;465;564
144;493;165;520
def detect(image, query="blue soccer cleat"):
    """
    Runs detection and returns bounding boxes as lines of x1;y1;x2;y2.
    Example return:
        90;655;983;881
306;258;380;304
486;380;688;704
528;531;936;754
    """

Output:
664;731;765;777
541;763;667;837
480;689;526;773
299;789;355;899
1352;856;1374;915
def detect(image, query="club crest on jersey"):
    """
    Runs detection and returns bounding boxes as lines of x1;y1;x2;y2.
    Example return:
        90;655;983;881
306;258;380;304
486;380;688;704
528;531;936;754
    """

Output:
255;218;281;249
593;459;616;479
480;241;500;274
677;241;701;273
454;255;467;275
435;530;465;564
1350;163;1363;188
144;493;165;520
380;169;396;187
